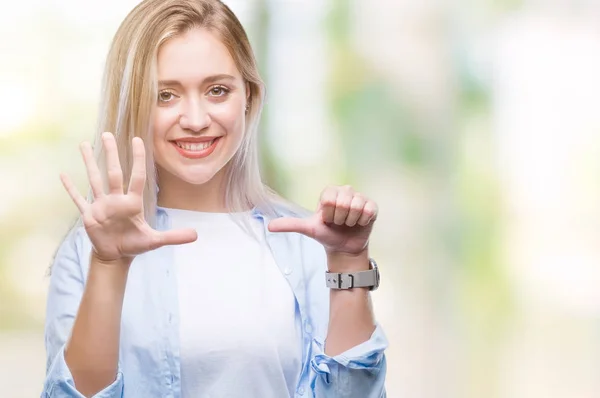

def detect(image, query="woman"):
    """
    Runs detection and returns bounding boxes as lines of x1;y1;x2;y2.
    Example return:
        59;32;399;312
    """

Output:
42;0;388;397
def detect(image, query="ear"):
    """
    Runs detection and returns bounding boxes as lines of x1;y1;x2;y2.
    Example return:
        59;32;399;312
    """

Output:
245;81;251;103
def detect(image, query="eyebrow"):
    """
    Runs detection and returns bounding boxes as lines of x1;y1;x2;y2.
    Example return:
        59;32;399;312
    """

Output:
158;74;237;87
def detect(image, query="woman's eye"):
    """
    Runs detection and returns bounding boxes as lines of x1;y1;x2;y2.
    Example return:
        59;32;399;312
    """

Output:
158;91;175;103
208;86;229;97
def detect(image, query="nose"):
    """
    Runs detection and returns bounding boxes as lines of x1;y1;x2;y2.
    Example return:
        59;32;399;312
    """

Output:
179;97;211;133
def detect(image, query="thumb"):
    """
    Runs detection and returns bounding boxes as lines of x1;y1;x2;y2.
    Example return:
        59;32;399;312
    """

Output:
151;228;198;250
268;217;315;238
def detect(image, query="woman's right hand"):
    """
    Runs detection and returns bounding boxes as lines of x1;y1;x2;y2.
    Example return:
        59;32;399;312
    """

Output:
60;132;197;263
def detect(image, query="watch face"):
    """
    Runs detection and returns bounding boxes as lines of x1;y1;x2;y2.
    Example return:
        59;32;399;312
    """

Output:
370;258;380;291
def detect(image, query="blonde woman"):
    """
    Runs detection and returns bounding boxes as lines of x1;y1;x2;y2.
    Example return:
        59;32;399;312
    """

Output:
43;0;388;397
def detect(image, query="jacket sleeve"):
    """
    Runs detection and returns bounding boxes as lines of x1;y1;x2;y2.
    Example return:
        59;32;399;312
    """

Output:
41;226;124;398
302;238;388;398
309;324;388;397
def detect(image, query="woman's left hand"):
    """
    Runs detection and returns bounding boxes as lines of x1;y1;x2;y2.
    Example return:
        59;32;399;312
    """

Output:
268;185;378;256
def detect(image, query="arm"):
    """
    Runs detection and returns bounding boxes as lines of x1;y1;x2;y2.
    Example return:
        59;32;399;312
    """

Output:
64;253;131;396
308;248;387;398
324;250;375;356
43;228;125;398
45;133;196;397
269;185;388;397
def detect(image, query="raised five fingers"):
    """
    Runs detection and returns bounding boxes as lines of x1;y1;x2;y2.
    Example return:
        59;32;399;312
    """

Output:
61;133;146;213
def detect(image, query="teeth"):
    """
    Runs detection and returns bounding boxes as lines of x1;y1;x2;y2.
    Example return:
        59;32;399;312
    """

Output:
176;140;215;151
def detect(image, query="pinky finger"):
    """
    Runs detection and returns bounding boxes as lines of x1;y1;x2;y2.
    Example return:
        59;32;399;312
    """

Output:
60;173;88;213
357;201;378;226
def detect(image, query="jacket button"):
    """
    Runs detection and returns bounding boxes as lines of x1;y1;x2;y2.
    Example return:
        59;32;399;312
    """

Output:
297;386;305;395
304;323;312;334
284;267;292;275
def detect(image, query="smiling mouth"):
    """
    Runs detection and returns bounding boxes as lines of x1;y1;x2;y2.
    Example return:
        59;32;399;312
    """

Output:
174;139;216;151
171;137;221;159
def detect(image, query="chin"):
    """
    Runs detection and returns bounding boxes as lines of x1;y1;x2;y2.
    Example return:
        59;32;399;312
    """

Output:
177;169;220;186
156;149;233;188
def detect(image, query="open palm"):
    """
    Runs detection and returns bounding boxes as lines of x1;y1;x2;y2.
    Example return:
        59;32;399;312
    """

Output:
60;132;197;262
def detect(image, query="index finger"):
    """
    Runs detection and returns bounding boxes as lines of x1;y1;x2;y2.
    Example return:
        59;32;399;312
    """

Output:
319;187;338;224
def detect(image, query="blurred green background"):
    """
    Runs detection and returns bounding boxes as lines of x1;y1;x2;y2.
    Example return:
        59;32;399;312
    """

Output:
2;0;600;397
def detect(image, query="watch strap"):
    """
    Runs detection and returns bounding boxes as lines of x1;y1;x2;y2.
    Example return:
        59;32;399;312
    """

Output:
325;268;378;290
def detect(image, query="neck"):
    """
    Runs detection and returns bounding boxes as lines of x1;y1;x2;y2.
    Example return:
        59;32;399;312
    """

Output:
157;167;228;213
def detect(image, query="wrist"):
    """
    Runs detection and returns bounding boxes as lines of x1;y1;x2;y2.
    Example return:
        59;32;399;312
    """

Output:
90;251;133;272
326;249;369;273
86;253;131;298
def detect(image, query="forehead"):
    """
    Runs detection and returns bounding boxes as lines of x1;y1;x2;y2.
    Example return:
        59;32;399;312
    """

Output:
156;27;241;81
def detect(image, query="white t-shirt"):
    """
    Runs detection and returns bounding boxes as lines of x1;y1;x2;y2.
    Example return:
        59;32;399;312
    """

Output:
165;208;303;398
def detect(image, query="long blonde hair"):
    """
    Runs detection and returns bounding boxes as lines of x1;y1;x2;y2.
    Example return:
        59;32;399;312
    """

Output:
91;0;291;227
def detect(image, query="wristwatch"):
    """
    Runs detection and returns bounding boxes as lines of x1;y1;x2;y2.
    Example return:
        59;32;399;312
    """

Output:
325;258;380;291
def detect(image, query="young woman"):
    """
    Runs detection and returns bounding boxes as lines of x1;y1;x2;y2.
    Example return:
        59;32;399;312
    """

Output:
42;0;388;397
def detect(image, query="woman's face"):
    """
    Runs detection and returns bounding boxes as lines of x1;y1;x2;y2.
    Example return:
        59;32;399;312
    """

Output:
153;27;247;187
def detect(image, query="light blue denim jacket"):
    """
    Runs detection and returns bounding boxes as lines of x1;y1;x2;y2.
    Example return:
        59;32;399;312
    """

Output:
42;205;388;397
